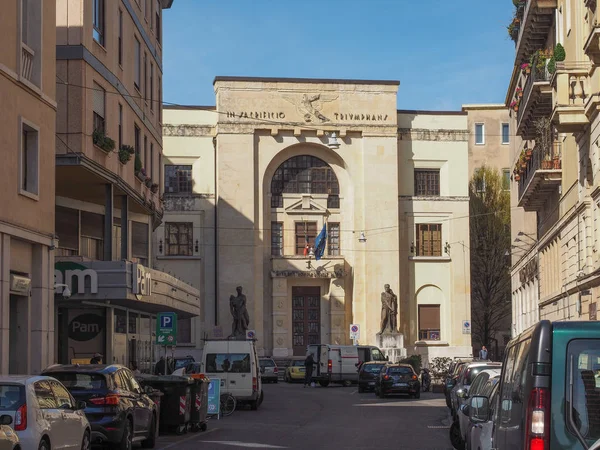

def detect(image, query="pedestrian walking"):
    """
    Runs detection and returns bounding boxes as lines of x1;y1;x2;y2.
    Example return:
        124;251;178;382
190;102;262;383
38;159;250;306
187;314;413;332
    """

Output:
90;353;103;364
304;352;315;388
479;346;488;360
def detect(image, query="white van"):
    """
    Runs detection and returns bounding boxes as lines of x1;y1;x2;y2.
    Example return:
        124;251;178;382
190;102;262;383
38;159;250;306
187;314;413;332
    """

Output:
308;344;387;386
200;339;263;410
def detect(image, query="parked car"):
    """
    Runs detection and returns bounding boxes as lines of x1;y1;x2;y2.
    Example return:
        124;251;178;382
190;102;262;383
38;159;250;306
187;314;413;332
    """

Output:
284;358;307;383
375;364;420;399
450;361;502;419
467;378;500;450
469;320;600;450
451;370;501;450
358;361;389;393
0;414;19;450
0;375;91;450
259;358;279;383
42;365;157;449
445;360;472;407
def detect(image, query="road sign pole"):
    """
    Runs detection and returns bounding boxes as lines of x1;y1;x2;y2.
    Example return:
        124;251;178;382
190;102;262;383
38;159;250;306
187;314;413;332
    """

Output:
164;346;167;376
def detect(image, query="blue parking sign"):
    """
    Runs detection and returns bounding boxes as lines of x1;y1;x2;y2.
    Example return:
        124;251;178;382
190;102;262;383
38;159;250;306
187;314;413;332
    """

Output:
207;378;220;416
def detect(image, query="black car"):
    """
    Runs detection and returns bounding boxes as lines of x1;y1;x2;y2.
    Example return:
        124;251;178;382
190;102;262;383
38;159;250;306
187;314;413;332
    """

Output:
375;364;420;399
358;361;388;393
42;364;157;449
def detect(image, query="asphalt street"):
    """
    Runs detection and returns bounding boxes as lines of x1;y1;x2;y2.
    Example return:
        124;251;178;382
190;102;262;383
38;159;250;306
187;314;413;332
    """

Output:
153;381;454;450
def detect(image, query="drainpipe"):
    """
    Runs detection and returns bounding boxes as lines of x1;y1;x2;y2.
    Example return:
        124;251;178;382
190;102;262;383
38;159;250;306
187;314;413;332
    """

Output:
213;136;218;326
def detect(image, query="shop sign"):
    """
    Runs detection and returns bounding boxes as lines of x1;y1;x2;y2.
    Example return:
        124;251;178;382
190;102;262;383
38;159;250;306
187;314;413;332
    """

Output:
10;274;31;295
133;264;152;298
68;313;105;341
55;262;99;295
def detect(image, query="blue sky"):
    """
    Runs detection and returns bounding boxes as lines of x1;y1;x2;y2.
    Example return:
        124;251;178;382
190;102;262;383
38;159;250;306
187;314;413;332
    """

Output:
162;0;515;111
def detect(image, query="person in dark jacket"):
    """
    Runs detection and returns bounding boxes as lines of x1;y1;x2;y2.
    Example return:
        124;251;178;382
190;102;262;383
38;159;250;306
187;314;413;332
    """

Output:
154;356;172;375
304;353;315;388
90;353;103;364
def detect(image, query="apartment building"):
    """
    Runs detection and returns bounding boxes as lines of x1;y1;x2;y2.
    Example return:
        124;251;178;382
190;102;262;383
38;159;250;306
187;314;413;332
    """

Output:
158;77;473;364
0;0;57;375
53;0;200;368
506;0;599;336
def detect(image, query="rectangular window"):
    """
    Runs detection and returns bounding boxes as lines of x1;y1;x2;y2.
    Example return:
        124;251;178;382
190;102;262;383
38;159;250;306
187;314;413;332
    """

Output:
132;221;148;265
118;10;123;66
55;206;79;252
165;222;193;256
418;305;440;340
328;223;340;256
143;136;148;171
134;125;140;156
158;76;162;123
92;82;105;134
414;169;440;196
156;1;161;44
475;168;486;193
502;123;510;144
271;222;283;256
164;165;192;193
475;123;485;145
150;143;154;180
21;0;29;45
20;119;39;196
415;223;442;257
502;169;511;191
93;0;104;45
144;52;148;102
134;38;141;90
118;104;123;149
81;211;104;260
295;222;317;255
150;63;154;111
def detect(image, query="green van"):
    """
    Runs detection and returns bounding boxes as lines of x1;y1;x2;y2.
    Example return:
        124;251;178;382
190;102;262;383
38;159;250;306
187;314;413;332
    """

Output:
469;320;600;450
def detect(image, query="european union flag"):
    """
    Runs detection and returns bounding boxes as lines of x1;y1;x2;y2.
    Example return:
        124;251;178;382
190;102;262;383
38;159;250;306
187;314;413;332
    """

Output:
314;224;327;261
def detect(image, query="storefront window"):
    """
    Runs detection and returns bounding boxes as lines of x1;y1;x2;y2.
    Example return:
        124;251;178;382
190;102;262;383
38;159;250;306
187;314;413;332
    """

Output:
128;313;138;334
114;309;127;334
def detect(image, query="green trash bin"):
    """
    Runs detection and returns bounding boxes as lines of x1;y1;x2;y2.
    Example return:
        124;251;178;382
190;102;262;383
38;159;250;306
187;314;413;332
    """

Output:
137;375;193;435
189;376;209;432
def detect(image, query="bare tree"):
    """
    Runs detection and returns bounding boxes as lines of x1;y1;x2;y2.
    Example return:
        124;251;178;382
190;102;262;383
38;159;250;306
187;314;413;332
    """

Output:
469;166;511;354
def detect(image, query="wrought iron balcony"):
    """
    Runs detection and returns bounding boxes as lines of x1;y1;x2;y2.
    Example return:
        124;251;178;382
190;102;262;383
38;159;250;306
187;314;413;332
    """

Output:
514;0;557;65
551;62;591;132
517;141;562;211
516;62;552;139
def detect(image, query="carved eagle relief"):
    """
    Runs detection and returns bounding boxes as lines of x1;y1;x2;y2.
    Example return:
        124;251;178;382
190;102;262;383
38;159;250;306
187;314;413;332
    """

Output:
282;93;338;123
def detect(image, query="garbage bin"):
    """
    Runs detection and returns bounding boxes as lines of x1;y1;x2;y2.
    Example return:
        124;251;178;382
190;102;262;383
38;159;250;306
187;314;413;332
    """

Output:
189;374;210;432
136;375;193;435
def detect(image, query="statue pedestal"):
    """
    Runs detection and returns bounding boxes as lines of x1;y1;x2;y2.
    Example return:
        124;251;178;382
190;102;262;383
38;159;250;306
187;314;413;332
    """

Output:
376;332;407;362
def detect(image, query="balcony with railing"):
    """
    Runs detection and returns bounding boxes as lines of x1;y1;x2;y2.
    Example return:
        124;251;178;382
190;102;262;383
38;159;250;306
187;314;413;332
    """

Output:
517;141;562;211
551;62;591;132
516;58;553;139
514;0;557;65
21;42;34;81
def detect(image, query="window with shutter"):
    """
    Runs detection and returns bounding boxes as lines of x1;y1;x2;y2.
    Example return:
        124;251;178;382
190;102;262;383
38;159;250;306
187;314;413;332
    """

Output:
81;211;104;260
415;224;442;257
418;305;440;340
328;223;340;256
132;221;149;265
271;222;283;256
55;206;79;253
93;82;105;134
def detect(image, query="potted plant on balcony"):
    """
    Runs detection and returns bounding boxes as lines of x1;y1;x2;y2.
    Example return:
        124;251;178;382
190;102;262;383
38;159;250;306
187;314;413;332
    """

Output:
134;154;143;178
510;100;519;112
118;145;135;164
92;129;116;153
521;63;531;75
516;87;523;98
144;176;152;188
508;19;520;42
150;183;159;194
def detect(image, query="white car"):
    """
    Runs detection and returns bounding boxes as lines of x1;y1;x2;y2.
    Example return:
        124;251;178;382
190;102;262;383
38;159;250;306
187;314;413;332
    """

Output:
0;376;91;450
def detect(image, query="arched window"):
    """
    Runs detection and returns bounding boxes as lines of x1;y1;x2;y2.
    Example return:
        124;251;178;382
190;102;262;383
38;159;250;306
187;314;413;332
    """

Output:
270;155;340;208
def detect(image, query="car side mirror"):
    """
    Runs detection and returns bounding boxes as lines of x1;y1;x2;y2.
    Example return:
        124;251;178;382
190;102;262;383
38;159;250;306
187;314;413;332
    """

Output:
76;401;87;411
0;415;12;426
469;396;489;423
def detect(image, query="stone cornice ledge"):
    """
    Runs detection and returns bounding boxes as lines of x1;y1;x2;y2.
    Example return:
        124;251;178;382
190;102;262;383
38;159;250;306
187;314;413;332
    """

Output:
400;195;469;202
163;124;216;137
398;128;469;142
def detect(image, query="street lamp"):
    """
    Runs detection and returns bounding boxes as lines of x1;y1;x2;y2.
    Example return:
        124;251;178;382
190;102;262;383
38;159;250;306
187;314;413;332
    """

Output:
327;132;340;149
54;283;72;298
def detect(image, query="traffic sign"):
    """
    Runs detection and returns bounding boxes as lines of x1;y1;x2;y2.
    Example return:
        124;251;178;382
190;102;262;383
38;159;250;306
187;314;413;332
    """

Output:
462;320;471;335
246;330;256;340
156;312;177;345
350;324;360;340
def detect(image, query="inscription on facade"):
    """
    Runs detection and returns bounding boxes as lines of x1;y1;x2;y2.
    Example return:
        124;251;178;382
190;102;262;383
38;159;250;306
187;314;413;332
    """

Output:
334;113;389;121
226;111;286;120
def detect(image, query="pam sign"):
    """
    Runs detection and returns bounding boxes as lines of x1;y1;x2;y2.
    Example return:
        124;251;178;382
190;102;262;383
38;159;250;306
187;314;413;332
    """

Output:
69;313;105;341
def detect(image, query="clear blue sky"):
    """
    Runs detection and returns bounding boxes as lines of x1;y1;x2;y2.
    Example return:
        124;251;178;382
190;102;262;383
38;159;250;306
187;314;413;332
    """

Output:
162;0;515;111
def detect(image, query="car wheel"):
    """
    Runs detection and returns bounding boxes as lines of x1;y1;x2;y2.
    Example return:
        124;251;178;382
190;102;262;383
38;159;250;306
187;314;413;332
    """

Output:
119;419;133;450
38;438;50;450
449;421;465;450
81;430;90;450
141;415;157;449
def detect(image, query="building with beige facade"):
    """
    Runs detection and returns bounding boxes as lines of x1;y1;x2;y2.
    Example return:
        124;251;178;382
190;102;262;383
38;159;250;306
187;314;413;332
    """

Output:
0;0;57;375
158;76;473;363
506;0;600;336
52;0;200;369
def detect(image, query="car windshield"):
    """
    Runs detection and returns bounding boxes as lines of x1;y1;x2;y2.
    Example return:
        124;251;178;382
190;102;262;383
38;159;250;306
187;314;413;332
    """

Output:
49;373;107;390
0;385;24;410
260;360;275;367
363;364;385;373
567;339;600;441
388;367;413;375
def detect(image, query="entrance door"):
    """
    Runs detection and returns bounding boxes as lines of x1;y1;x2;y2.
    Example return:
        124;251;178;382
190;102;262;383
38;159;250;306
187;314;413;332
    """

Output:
292;286;320;356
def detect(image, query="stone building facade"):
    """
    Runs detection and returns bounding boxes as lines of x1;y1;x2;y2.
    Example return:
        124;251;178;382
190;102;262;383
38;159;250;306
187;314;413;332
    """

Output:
158;77;472;363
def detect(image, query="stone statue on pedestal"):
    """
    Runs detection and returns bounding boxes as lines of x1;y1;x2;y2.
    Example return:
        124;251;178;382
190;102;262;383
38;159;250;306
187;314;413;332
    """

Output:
379;284;398;334
229;286;250;339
